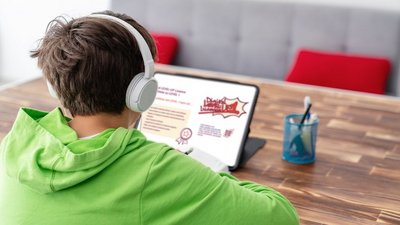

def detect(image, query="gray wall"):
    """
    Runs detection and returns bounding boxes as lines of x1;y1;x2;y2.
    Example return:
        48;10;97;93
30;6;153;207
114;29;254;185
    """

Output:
112;0;400;96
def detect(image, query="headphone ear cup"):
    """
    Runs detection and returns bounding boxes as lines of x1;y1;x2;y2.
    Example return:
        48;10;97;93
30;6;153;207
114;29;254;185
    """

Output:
126;73;158;112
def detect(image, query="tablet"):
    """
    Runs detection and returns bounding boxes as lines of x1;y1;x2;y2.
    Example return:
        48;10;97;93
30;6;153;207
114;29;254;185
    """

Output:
137;72;259;168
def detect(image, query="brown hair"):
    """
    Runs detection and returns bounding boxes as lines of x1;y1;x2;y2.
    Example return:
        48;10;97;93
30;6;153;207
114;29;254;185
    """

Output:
31;10;157;116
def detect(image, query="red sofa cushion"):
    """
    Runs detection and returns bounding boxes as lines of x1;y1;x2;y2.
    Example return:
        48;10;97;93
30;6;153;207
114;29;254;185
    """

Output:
151;33;178;64
285;49;391;94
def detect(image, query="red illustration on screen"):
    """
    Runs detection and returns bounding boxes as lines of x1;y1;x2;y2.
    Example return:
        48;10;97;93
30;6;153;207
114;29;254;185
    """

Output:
199;97;247;118
223;129;234;138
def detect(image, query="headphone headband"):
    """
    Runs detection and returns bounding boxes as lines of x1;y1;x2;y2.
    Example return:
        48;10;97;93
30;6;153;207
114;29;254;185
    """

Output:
87;14;155;79
47;13;158;112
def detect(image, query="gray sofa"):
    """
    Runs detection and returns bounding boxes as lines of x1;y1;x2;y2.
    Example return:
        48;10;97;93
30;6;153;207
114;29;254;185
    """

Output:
111;0;400;96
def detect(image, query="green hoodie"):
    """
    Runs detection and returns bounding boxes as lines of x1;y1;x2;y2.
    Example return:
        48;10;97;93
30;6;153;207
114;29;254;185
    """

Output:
0;108;299;225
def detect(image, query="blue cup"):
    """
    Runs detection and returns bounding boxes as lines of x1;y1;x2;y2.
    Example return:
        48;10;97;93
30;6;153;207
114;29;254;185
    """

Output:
282;114;319;164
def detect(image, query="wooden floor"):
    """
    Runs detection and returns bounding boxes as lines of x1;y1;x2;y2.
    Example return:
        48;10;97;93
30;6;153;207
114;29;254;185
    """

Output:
1;65;400;224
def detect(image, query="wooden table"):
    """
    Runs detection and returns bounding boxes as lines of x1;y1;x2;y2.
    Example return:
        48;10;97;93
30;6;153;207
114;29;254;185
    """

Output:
1;65;400;224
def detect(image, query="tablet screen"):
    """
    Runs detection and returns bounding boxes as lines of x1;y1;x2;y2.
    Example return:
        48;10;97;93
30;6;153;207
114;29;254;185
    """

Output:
137;72;259;167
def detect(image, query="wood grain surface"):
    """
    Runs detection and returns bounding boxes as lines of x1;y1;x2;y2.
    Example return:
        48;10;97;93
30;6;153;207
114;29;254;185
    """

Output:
1;65;399;225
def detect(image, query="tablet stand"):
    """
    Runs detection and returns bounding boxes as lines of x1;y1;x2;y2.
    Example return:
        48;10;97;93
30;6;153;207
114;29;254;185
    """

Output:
238;137;267;167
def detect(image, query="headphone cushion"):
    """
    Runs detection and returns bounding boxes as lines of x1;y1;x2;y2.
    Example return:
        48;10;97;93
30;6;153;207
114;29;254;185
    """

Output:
126;72;158;112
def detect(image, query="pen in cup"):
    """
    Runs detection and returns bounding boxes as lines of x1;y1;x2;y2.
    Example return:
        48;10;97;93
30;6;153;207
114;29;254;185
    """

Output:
304;96;311;121
299;103;312;129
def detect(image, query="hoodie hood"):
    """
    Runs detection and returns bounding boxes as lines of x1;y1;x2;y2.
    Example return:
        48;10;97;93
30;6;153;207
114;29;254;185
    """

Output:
0;108;145;194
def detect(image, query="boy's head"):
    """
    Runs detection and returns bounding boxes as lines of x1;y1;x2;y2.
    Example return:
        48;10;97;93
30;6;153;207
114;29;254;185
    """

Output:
31;10;157;116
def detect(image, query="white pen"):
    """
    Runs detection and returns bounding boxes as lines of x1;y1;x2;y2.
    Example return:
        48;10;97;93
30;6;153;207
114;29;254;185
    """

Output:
309;113;318;123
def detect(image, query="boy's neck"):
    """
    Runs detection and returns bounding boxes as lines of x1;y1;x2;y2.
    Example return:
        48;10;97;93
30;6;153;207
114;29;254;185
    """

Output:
68;109;140;138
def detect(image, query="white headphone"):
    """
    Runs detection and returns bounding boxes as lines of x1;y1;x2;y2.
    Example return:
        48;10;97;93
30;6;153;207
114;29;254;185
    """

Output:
47;14;158;112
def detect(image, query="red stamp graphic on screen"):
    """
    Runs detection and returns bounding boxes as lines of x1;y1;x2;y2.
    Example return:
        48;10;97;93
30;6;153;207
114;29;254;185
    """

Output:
176;128;192;145
199;97;247;118
223;129;234;138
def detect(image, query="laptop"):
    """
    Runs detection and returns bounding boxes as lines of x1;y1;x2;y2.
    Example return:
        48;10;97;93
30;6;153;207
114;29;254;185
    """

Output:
137;72;259;170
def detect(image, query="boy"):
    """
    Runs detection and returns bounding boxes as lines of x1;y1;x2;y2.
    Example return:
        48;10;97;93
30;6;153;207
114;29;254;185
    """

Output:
0;11;299;225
